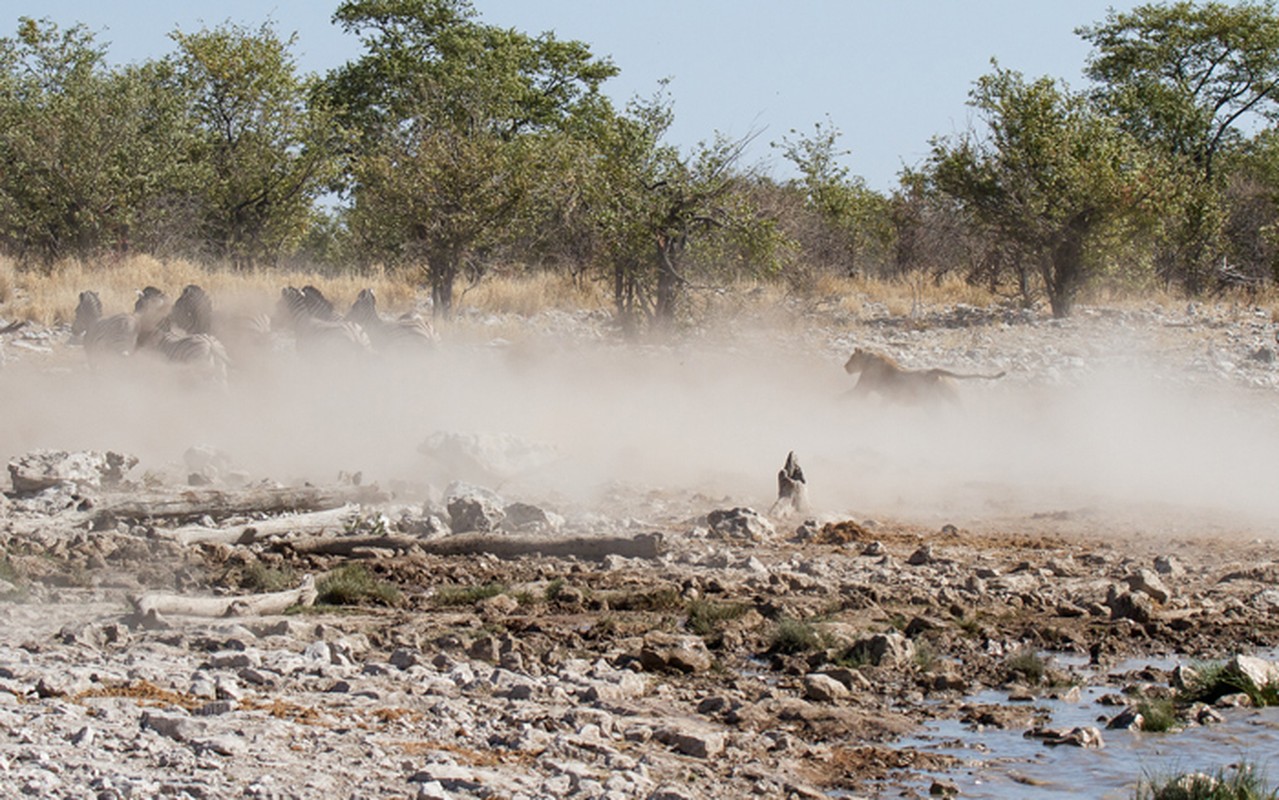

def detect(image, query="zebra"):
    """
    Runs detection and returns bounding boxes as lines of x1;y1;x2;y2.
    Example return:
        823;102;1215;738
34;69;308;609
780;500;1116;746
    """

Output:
347;288;438;352
72;290;140;364
275;286;371;357
137;327;231;387
170;284;214;335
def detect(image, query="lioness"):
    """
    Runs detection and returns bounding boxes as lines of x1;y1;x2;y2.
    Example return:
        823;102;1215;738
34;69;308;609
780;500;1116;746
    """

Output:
843;347;1005;404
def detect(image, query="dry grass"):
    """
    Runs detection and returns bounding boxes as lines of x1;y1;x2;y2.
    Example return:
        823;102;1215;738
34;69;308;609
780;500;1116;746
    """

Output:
456;269;609;315
4;255;1276;327
0;256;415;325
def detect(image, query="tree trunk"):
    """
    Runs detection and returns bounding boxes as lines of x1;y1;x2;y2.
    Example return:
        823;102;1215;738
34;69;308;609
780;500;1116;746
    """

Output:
654;237;680;325
1045;213;1091;319
431;260;458;318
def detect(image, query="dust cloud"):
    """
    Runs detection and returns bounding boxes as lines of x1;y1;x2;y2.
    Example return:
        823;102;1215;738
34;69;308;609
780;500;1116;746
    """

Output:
3;328;1279;532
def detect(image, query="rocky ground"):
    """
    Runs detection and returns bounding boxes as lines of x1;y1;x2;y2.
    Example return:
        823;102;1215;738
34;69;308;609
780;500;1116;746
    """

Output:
2;298;1279;799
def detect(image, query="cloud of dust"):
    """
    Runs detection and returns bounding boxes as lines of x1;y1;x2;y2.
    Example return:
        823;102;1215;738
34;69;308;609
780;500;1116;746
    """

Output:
3;327;1279;531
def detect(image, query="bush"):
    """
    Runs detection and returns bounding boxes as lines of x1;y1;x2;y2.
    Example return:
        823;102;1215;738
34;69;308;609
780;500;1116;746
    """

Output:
434;582;508;606
1136;698;1179;733
316;564;401;607
770;617;822;655
1134;762;1279;800
1005;647;1048;685
686;599;749;637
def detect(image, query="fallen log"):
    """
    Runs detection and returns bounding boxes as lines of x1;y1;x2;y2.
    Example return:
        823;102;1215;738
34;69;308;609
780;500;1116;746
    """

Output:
130;575;316;618
275;531;664;561
162;505;360;546
418;531;664;561
93;484;388;525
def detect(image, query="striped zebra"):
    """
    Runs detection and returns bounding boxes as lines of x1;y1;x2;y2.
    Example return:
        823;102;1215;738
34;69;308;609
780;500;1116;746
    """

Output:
72;290;140;364
137;328;231;387
347;288;437;352
275;286;371;357
170;284;214;335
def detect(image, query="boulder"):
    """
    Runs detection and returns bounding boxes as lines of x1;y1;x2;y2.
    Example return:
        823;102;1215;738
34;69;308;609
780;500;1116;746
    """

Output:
8;449;137;493
1125;569;1171;603
706;507;775;542
1222;654;1279;690
503;502;564;532
638;632;713;674
1107;590;1153;623
845;633;916;668
444;482;506;533
803;673;850;702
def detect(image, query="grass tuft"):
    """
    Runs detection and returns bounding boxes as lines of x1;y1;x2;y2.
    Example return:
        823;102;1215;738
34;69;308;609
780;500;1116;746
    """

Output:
1005;647;1048;685
685;599;750;637
433;582;508;607
1134;761;1279;800
315;564;402;607
770;616;822;655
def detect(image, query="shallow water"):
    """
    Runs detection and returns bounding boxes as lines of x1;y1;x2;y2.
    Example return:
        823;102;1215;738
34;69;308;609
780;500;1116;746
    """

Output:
897;655;1279;799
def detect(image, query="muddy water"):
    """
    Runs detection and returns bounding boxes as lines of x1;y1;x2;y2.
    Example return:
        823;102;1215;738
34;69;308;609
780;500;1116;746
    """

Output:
899;657;1279;798
904;700;1279;798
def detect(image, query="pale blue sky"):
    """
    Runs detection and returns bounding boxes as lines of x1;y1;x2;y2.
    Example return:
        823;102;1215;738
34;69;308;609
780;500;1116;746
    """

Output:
25;1;1139;192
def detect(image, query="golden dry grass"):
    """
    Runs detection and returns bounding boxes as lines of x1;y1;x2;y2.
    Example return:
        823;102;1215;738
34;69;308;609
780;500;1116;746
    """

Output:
0;256;416;325
3;254;1275;327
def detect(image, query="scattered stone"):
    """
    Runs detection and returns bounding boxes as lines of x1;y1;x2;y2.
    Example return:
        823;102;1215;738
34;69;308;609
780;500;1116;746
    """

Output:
638;632;713;674
1154;554;1186;577
907;544;935;566
803;673;850;702
444;482;506;533
706;507;775;542
503;502;564;532
1125;569;1171;603
8;449;137;493
655;726;724;759
419;431;559;484
1028;726;1105;748
1107;590;1154;623
845;633;915;668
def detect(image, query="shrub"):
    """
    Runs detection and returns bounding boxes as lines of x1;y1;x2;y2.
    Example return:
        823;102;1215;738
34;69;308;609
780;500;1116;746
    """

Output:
434;582;508;606
770;617;822;655
685;599;749;637
1005;647;1047;685
1134;762;1279;800
1136;698;1179;733
316;564;401;607
240;562;295;593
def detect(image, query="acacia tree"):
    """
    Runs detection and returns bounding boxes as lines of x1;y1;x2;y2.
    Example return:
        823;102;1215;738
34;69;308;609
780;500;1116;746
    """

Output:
929;66;1157;317
774;118;893;278
325;0;618;315
0;18;189;262
171;21;339;268
1079;1;1279;290
580;86;779;329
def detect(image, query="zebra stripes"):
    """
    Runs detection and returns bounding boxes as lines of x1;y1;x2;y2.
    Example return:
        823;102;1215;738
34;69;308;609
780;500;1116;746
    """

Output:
73;290;140;364
347;288;437;352
275;286;372;357
71;284;434;378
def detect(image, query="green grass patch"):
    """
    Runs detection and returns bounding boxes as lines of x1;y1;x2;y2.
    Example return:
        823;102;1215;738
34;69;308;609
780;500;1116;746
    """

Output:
1179;661;1279;708
1005;647;1048;685
770;616;822;655
434;582;508;606
685;599;750;637
315;564;402;607
240;562;296;593
1134;761;1279;800
605;586;683;612
1136;698;1179;733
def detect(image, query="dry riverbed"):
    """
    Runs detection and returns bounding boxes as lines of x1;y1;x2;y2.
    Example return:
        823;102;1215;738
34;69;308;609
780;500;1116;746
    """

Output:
2;298;1279;799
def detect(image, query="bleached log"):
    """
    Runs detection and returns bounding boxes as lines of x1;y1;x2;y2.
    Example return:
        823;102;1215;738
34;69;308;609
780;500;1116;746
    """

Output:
94;484;387;525
130;575;316;618
163;506;360;546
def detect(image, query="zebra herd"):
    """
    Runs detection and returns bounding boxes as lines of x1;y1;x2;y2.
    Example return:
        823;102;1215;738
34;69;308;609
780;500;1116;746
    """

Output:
71;283;437;384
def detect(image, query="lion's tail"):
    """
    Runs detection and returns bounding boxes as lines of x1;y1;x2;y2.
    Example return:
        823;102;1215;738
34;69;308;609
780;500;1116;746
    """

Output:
932;368;1006;381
